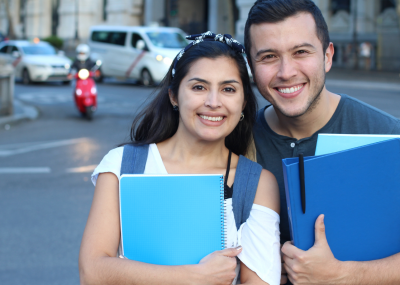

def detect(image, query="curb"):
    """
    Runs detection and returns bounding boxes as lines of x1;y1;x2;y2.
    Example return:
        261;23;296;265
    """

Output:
0;100;40;128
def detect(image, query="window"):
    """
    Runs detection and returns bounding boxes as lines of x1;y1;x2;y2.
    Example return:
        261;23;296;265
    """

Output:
146;32;187;48
0;45;9;53
109;32;127;46
331;0;350;15
381;0;395;12
91;31;127;46
91;31;111;43
131;33;145;49
11;46;19;53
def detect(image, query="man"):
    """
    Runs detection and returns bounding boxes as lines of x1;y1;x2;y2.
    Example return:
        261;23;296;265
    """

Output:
244;0;400;284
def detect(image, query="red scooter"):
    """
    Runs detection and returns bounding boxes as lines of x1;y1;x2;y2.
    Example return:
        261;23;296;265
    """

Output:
72;61;101;120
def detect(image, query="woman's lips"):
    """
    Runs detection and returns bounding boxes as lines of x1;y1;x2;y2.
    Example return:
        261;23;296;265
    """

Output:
198;114;227;126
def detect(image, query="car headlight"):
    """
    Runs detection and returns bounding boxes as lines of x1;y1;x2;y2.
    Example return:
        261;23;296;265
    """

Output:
64;63;70;69
163;57;173;65
78;69;90;80
156;55;163;61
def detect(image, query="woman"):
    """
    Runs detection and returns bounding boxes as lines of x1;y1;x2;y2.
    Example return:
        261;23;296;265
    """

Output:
79;32;281;285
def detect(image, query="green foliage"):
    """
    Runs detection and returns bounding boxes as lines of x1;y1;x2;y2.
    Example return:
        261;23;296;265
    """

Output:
42;36;64;50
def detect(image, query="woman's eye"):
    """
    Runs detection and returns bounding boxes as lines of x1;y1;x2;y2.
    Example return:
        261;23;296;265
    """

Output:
193;85;205;91
223;87;235;93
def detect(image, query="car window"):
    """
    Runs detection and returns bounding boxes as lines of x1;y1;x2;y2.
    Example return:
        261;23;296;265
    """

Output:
131;33;145;49
21;45;56;55
109;32;127;46
11;46;19;53
91;31;111;43
0;45;9;53
146;32;187;48
91;31;127;46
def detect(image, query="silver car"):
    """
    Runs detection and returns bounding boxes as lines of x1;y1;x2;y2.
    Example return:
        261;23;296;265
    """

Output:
0;40;72;84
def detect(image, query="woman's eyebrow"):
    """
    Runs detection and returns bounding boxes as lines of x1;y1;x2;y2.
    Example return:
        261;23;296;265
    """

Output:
188;78;210;84
188;78;239;85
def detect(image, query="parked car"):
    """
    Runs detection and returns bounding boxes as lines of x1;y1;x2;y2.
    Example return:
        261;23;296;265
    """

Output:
88;26;188;86
0;40;72;84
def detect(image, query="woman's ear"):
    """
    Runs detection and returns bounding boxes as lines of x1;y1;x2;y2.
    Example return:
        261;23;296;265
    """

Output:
168;89;178;106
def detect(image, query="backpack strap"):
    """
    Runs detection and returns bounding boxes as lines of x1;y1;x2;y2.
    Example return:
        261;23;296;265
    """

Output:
232;155;262;230
120;144;150;175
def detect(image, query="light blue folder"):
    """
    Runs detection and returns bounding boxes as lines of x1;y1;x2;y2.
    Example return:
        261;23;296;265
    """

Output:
283;139;400;261
119;174;225;265
315;134;400;155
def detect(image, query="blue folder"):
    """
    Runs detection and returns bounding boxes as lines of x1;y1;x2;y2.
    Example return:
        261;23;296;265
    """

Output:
119;174;225;265
283;139;400;261
315;134;400;156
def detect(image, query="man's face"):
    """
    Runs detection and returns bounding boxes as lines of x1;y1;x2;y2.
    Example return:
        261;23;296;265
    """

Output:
249;13;333;118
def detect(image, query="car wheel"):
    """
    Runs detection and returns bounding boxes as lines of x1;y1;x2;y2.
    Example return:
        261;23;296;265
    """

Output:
141;69;153;87
22;69;32;85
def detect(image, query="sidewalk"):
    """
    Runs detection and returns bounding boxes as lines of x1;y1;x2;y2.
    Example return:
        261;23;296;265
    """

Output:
0;99;39;129
326;68;400;91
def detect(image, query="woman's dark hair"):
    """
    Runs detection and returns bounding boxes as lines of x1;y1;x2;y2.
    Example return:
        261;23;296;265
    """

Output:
128;40;257;156
244;0;330;69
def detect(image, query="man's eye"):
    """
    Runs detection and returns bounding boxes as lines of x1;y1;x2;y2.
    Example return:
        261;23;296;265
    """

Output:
296;50;308;55
263;54;275;60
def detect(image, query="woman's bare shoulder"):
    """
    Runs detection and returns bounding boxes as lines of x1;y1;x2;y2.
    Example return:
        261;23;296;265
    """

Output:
254;169;280;214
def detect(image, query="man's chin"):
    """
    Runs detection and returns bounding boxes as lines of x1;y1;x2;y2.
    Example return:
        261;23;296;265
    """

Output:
275;106;309;118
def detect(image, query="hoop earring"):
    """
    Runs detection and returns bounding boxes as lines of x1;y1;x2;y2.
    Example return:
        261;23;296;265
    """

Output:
240;112;244;121
173;105;179;112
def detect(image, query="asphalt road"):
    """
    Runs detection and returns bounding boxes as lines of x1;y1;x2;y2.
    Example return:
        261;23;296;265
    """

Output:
0;78;399;285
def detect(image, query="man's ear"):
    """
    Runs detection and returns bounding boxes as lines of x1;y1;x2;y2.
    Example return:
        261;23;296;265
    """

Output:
324;42;334;73
168;89;177;106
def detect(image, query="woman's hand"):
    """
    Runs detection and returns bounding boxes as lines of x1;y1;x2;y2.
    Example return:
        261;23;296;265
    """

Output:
196;246;242;285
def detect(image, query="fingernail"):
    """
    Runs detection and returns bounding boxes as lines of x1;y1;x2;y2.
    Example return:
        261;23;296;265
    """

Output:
236;246;242;251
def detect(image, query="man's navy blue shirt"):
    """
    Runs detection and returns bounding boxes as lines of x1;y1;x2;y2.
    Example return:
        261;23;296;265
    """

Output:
253;93;400;243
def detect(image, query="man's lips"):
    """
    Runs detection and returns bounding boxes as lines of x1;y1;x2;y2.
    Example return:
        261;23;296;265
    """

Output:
274;83;306;98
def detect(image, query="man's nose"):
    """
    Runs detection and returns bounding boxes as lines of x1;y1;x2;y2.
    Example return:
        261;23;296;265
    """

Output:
276;57;297;80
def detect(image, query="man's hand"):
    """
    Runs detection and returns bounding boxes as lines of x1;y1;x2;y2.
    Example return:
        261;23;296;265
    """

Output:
281;215;345;285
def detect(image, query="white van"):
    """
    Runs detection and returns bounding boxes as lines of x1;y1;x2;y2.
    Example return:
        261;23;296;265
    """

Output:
88;26;188;86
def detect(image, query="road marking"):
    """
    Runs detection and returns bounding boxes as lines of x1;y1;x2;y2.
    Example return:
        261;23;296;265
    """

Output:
0;138;89;157
0;167;51;173
67;165;97;173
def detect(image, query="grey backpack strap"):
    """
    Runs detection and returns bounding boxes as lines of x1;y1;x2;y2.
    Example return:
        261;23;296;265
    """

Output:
118;143;149;257
120;144;150;175
232;155;262;230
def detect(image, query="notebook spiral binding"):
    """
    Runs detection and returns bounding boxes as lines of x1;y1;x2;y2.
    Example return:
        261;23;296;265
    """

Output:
220;175;227;249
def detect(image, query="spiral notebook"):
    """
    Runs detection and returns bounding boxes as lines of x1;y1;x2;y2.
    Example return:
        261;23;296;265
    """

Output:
119;174;226;265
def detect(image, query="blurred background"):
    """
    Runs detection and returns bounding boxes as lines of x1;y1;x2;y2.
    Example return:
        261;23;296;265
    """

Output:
0;1;400;285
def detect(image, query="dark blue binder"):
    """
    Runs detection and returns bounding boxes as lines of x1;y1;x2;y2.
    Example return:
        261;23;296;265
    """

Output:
282;139;400;261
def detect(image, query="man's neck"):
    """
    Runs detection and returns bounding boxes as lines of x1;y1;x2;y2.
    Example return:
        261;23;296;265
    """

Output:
265;88;341;140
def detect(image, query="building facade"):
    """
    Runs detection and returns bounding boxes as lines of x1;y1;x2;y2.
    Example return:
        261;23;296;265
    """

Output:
1;0;399;70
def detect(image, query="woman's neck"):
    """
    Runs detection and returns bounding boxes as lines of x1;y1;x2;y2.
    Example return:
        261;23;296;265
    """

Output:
156;131;230;173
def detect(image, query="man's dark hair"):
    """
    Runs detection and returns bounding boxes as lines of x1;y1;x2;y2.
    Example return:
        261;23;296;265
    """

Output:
244;0;330;67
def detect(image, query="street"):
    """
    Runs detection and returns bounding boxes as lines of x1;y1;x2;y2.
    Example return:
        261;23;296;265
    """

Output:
0;77;399;285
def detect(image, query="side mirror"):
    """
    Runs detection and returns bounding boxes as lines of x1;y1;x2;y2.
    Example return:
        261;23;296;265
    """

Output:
58;50;65;56
136;40;146;51
12;51;20;58
96;60;102;66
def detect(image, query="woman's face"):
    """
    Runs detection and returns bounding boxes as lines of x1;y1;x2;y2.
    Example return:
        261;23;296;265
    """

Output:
172;56;245;143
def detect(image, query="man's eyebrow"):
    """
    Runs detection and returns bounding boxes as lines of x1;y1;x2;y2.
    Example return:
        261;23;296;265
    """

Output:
188;78;240;85
290;43;316;51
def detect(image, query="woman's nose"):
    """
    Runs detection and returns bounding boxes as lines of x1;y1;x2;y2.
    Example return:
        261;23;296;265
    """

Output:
204;89;222;109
